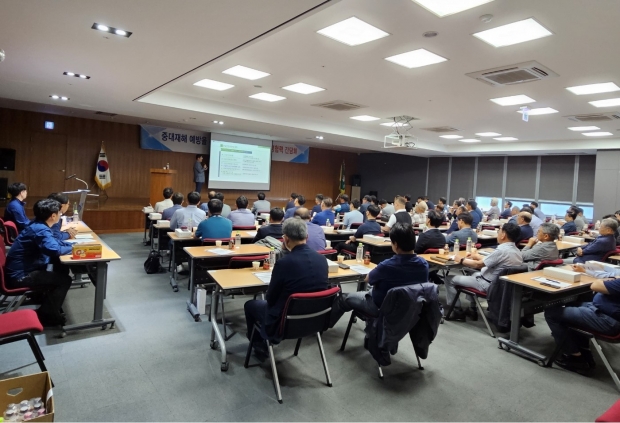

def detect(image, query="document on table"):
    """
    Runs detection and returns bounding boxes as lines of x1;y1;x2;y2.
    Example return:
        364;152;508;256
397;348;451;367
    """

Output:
253;272;272;284
65;239;97;244
532;277;571;289
349;265;372;275
75;234;94;239
208;248;233;255
244;231;257;237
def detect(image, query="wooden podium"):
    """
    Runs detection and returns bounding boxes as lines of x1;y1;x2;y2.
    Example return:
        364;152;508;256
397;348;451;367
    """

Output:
149;169;177;207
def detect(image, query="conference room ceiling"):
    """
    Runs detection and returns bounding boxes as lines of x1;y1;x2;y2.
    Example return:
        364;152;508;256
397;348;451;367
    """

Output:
1;0;619;157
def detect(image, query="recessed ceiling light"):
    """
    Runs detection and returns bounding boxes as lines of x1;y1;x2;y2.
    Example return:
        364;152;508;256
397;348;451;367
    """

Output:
459;139;481;143
115;29;127;36
317;17;389;46
566;82;620;95
439;134;463;139
475;132;501;137
282;83;325;95
516;107;558;115
385;49;447;69
66;72;74;76
50;95;59;99
60;97;69;101
490;95;535;106
473;18;552;48
411;0;494;17
91;23;132;37
194;79;235;91
350;115;380;121
96;24;109;31
494;137;518;141
316;136;324;140
583;132;613;137
78;74;87;79
567;126;600;131
380;122;410;127
223;65;270;80
249;92;286;102
213;120;224;125
63;72;90;79
589;98;620;108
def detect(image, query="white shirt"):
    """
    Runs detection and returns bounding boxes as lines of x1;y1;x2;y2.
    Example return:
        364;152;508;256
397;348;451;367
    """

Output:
154;198;173;213
386;209;408;228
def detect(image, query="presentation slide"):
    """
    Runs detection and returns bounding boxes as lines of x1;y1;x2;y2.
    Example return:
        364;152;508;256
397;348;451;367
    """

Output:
208;134;272;190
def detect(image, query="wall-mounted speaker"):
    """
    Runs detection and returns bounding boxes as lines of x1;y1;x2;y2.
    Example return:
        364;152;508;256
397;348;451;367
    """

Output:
350;174;361;186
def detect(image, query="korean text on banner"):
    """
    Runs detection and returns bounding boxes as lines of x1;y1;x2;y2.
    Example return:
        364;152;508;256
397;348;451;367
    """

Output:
140;124;210;154
271;142;309;164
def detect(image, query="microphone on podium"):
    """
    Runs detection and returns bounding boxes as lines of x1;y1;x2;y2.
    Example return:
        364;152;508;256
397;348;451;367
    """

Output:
65;174;77;180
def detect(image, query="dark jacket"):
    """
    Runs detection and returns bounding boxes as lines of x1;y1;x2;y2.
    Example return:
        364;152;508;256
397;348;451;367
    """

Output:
4;199;29;232
253;223;283;243
364;283;443;366
414;228;446;254
574;234;617;263
487;264;529;332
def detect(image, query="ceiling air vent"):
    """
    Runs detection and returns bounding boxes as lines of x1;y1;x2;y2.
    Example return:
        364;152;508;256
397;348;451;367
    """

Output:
422;126;459;133
565;112;620;122
466;61;559;87
312;100;365;111
95;111;117;117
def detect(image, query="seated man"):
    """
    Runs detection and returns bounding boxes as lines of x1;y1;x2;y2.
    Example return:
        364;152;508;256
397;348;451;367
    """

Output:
545;266;620;374
446;206;466;235
253;207;284;243
251;192;271;215
530;201;546;222
208;191;216;201
414;210;448;254
283;194;305;220
359;195;371;220
516;212;534;242
228;196;255;227
404;194;413;213
170;191;206;230
378;199;395;220
508;206;520;224
424;196;435;210
215;192;232;218
330;223;429;324
311;194;324;216
335;204;381;255
561;209;578;233
5;199;73;326
500;201;513;219
162;192;184;220
311;197;335;226
573;206;588;231
154;187;173;213
4;182;29;231
244;218;328;346
445;223;523;321
571;218;618;264
487;198;501;220
383;196;413;233
520;206;542;235
601;214;620;245
296;208;326;251
334;195;350;214
285;193;298;211
521;222;560;271
195;199;233;240
47;193;77;241
466;200;482;228
446;212;477;248
411;200;428;225
342;199;364;229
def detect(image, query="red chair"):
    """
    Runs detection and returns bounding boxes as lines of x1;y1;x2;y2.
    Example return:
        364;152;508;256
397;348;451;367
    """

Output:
228;255;268;269
317;249;337;260
603;249;620;263
423;249;440;254
232;226;257;231
445;286;495;338
244;287;340;403
597;399;620;422
0;310;47;372
0;238;31;314
534;259;564;271
201;238;233;246
350;222;362;229
1;219;18;246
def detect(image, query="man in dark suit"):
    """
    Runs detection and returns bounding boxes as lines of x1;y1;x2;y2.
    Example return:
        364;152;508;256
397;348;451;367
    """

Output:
244;217;328;351
415;210;447;254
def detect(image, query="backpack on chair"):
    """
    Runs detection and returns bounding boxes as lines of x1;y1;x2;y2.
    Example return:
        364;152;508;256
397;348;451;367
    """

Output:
144;250;164;274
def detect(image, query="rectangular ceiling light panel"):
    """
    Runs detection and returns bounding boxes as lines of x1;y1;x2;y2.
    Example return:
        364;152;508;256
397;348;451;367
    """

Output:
473;18;552;47
385;49;447;68
317;17;389;46
411;0;494;17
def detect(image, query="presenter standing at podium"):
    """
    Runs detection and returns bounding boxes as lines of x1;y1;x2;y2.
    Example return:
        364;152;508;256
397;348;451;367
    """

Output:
194;154;207;193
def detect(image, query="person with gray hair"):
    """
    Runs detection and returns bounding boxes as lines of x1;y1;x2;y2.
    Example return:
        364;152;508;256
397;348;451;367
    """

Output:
521;222;560;271
243;213;329;352
487;198;501;220
570;218;618;264
295;207;326;251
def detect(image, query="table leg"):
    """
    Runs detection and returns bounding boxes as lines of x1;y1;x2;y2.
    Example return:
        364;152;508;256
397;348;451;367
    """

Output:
143;215;148;244
149;225;154;249
170;241;178;291
186;257;200;321
209;287;228;371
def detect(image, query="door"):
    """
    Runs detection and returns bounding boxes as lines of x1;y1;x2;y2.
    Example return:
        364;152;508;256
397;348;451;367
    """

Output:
28;133;67;197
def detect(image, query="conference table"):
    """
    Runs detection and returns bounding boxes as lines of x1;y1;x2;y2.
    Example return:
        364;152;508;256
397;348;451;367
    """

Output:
206;259;376;371
59;221;121;335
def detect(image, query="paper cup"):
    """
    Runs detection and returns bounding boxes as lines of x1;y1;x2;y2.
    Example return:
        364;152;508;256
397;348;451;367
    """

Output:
337;255;345;263
438;248;444;255
471;247;477;254
252;261;260;270
215;240;222;247
325;240;332;249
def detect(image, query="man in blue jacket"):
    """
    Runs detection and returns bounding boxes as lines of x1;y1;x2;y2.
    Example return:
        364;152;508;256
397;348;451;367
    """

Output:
47;193;77;241
4;182;29;231
6;199;73;326
570;218;618;264
311;197;335;226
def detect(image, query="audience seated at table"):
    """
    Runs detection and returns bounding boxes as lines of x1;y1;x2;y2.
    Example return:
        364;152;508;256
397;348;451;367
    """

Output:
572;206;588;231
195;199;233;240
411;200;428;225
378;199;395;220
330;222;429;325
296;208;326;251
530;201;546;221
283;194;305;220
335;204;381;255
466;200;483;228
154;187;173;213
359;195;371;219
311;197;335;226
228;196;255;227
244;218;328;350
437;196;447;210
545;263;620;374
5;199;73;326
487;198;501;220
253;208;284;243
342;198;363;229
4;182;29;232
561;210;578;233
414;210;448;254
162;192;184;220
383;196;412;233
47;193;77;241
448;199;463;220
284;193;298;211
601;214;620;244
311;194;324;216
404;194;413;213
446;205;467;235
435;203;446;219
334;194;350;214
516;212;534;242
500;201;513;219
520;206;542;234
445;222;523;322
250;192;271;215
423;196;435;210
446;212;477;249
521;223;560;271
170;191;206;230
215;192;231;218
569;218;618;264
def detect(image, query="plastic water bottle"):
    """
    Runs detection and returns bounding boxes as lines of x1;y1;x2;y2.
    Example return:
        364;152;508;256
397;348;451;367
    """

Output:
269;247;277;268
356;243;364;263
466;237;472;253
73;202;79;222
552;214;556;223
326;218;331;227
595;220;601;230
454;238;460;252
235;231;241;249
559;229;565;240
444;243;449;255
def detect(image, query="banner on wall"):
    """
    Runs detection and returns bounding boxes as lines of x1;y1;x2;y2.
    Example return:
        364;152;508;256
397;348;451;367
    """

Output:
271;142;309;164
140;125;210;154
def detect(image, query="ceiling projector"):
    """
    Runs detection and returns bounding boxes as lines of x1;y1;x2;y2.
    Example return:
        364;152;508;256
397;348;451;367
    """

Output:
384;133;416;149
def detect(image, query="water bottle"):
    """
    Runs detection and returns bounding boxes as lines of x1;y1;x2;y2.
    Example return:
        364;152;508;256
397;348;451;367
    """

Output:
188;218;193;233
466;237;472;253
454;238;459;252
356;243;364;263
595;220;601;230
235;231;241;249
269;247;277;268
166;162;170;169
73;202;79;222
559;229;565;241
444;243;449;255
552;214;556;223
326;218;331;227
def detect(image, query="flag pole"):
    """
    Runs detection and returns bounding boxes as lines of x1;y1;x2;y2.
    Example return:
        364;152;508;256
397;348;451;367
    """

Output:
98;141;109;198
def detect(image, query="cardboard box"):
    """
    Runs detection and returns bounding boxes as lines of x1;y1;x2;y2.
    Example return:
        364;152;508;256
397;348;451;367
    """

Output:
543;266;581;282
72;243;102;260
196;288;208;315
0;372;55;422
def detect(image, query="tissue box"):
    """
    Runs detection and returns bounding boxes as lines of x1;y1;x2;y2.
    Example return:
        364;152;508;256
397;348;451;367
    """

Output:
326;258;339;273
562;236;583;244
543;267;581;282
175;228;193;238
0;372;55;422
142;206;154;214
321;226;335;232
149;212;162;220
482;229;498;236
72;243;102;260
157;220;170;227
